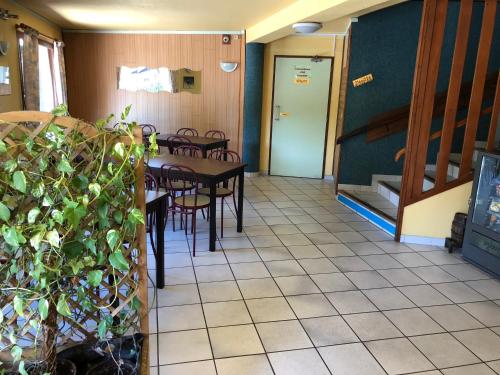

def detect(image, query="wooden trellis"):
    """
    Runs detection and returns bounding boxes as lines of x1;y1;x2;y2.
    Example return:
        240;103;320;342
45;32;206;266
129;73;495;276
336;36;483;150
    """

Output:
0;111;149;372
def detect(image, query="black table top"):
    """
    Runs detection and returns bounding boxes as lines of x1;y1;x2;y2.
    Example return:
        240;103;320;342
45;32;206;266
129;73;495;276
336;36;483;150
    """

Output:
148;153;246;179
145;190;168;205
156;133;228;146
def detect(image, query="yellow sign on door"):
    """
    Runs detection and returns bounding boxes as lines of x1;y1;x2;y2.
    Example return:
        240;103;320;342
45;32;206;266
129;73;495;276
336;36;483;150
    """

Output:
294;77;310;85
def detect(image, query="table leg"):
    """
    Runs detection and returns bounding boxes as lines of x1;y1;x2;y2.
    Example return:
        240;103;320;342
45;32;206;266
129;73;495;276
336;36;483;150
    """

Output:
202;147;208;158
237;170;244;232
223;141;229;188
156;198;166;289
209;183;217;251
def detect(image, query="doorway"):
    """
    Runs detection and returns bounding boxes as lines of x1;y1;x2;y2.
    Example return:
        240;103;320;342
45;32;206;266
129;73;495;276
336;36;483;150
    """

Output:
269;56;333;178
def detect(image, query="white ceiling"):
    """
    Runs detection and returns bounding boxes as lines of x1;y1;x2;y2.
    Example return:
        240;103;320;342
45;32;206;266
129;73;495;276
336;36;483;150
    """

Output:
14;0;298;31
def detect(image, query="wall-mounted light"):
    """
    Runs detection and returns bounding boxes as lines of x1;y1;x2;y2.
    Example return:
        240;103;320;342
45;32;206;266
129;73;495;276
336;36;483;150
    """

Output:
220;62;238;73
0;41;8;56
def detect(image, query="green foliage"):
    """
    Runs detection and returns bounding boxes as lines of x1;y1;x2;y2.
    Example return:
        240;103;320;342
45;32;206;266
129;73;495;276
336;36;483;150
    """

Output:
0;105;157;373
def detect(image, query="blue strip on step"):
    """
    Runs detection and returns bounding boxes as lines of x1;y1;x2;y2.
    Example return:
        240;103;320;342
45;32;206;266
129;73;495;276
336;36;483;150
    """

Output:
337;193;396;236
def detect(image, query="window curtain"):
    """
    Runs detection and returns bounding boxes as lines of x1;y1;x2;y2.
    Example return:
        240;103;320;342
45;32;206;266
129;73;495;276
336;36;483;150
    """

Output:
21;27;40;110
55;41;67;105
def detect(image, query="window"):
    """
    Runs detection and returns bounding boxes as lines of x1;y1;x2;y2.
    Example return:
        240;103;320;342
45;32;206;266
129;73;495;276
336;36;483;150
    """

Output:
18;36;64;111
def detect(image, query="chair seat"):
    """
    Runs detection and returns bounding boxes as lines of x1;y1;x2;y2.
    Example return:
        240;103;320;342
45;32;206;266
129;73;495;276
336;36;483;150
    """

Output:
174;195;210;208
198;187;233;197
166;180;194;190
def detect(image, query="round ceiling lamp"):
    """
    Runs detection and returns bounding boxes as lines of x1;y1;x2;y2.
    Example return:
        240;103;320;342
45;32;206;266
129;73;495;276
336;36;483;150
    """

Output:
292;22;322;34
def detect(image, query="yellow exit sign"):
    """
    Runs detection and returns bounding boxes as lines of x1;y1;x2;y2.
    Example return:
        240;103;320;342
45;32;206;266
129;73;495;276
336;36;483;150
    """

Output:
352;73;373;87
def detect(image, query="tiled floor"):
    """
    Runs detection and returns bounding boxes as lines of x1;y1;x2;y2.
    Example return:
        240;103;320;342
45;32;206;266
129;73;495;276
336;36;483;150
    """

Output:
147;175;500;375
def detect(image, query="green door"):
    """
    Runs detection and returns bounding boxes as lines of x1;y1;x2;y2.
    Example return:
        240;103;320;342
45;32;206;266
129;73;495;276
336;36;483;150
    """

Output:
270;56;332;178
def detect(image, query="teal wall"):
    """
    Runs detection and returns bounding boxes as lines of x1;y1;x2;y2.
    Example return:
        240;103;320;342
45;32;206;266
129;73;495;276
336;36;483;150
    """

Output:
338;1;500;185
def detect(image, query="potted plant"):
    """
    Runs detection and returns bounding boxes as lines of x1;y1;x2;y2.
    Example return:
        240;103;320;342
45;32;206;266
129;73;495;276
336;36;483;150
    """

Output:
0;105;155;374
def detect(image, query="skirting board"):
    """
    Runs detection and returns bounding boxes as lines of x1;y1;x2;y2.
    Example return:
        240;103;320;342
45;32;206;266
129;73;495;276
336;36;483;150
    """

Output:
245;171;261;177
400;235;445;247
337;193;396;236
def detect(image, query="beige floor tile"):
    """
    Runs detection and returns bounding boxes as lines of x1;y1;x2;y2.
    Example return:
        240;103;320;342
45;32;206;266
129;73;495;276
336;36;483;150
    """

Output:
377;268;426;286
364;287;415;310
278;233;313;246
274;275;321;295
310;273;356;293
157;304;205;332
198;280;242;303
249;235;283;248
331;256;373;272
298;258;339;274
159;360;216;375
230;261;270;279
244;225;274;236
361;254;404;269
165;267;196;285
317;243;355;257
467;279;500;300
335;231;367;243
391;253;433;267
459;301;500;327
346;242;386;255
302;316;358;346
452;329;500;361
344;312;403;341
326;290;377;314
155;284;200;307
398;285;453;306
246;296;295;322
265;259;305;277
165;253;192;268
487;360;500;374
255;246;293;261
442;364;496;375
203;300;252;327
366;338;435;375
286;294;338;318
256;320;313;351
297;223;327;234
345;270;392;289
306;232;341;245
318;343;385;375
158;329;212;365
224;248;261;263
432;282;488;303
411;333;480;368
410;266;458;283
384;308;445;335
194;264;234;282
423;305;483;331
439;264;491;281
215;355;273;375
287;244;325;259
268;348;330;375
237;277;282;299
209;324;264;358
270;224;300;235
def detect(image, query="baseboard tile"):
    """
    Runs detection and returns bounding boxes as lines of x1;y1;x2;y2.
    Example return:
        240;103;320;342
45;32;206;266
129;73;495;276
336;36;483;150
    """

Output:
400;235;445;246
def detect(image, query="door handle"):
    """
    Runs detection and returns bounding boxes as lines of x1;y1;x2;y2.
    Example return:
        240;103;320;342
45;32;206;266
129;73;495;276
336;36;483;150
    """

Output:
274;105;281;121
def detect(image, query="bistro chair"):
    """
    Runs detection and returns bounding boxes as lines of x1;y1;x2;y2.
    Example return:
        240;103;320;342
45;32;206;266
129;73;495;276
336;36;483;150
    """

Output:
145;173;159;254
204;130;226;139
162;164;210;256
173;144;203;158
177;127;199;136
166;135;192;154
199;149;240;238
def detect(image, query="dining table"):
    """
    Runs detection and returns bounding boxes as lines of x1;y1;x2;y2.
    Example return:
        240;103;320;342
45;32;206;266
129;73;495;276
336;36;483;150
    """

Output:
145;190;168;289
156;133;229;158
147;153;246;254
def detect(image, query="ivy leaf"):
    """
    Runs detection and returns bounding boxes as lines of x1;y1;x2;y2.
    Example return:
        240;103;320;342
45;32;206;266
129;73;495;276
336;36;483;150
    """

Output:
51;209;64;225
0;202;10;222
28;208;41;224
12;171;26;193
42;195;53;207
87;270;103;287
38;158;48;173
89;183;101;197
121;105;131;120
4;159;17;173
51;104;68;116
83;238;96;254
113;210;123;224
62;241;84;259
46;230;60;248
106;229;120;250
38;298;49;320
109;250;129;271
56;295;71;317
18;361;29;375
71;175;89;190
13;295;24;317
113;142;126;159
30;232;44;250
32;181;45;198
128;208;144;225
63;204;86;228
11;345;22;363
98;319;108;340
0;308;3;323
57;158;74;174
2;225;20;248
0;139;7;153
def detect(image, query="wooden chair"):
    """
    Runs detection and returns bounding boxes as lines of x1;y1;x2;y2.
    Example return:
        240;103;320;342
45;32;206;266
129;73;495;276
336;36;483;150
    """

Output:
199;149;240;238
173;144;203;158
166;135;192;154
204;130;226;139
177;127;198;136
162;164;210;256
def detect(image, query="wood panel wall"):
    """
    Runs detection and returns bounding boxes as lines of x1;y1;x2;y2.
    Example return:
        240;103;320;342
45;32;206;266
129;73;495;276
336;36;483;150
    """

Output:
63;33;244;150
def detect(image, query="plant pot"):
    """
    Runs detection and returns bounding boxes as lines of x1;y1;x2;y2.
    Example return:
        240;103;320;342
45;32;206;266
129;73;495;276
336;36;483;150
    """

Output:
6;359;77;375
85;359;137;375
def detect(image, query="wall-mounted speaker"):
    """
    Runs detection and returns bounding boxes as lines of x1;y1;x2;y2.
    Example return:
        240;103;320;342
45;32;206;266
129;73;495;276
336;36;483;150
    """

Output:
222;34;231;45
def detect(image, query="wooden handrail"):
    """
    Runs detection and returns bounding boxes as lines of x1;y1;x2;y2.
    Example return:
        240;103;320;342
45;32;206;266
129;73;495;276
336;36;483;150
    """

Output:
395;105;493;162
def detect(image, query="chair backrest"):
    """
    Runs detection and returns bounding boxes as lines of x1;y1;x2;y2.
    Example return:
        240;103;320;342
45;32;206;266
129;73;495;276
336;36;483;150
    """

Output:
174;144;202;158
145;172;159;191
177;127;199;136
204;130;226;139
207;149;241;163
140;124;157;136
160;164;201;206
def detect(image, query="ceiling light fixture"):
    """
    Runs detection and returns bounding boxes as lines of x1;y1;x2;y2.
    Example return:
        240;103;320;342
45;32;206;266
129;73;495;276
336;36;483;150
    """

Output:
292;22;322;34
